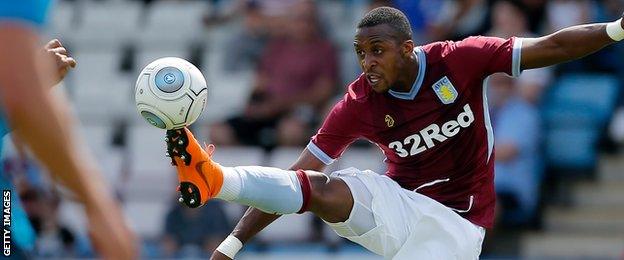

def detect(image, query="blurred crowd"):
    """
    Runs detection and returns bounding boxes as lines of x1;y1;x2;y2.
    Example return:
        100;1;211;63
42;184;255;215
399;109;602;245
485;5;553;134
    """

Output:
3;0;624;258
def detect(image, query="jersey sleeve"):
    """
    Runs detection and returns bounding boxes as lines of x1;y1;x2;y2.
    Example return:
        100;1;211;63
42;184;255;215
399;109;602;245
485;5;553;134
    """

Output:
0;0;53;28
307;97;360;165
454;36;523;78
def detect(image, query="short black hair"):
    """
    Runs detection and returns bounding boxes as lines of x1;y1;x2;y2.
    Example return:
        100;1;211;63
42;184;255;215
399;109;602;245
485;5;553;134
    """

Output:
357;6;412;42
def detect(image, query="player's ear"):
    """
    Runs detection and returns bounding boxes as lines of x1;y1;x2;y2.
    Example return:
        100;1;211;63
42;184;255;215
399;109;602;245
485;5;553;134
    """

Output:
402;39;414;57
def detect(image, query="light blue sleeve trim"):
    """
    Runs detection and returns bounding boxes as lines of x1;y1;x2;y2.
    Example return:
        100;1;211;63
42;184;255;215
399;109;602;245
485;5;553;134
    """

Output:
306;141;336;165
0;0;53;28
512;37;523;77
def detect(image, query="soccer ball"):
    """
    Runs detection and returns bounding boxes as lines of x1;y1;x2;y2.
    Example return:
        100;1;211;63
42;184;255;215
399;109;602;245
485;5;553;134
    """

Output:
135;57;208;130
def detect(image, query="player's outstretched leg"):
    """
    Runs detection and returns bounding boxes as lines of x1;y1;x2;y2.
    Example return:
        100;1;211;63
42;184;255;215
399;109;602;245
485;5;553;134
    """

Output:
165;127;354;223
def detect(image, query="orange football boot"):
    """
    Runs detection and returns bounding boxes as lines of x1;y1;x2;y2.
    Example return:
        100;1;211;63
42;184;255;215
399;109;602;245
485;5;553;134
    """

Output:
165;127;223;208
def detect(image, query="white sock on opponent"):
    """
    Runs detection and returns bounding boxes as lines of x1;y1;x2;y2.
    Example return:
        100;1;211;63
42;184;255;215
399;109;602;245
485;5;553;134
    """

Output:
216;166;305;214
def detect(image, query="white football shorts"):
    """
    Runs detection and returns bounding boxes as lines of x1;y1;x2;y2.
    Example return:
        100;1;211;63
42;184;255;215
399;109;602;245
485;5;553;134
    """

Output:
325;168;486;260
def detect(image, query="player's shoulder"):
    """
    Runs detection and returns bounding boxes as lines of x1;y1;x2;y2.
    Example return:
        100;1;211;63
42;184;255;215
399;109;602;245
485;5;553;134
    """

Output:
420;36;510;63
0;0;53;27
419;38;472;64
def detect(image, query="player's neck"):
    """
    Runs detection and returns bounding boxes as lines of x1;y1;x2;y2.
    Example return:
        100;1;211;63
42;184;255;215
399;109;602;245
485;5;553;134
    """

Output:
391;52;420;93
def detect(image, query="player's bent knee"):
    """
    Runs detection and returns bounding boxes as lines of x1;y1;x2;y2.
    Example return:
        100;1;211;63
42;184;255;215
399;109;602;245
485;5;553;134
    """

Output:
298;171;354;223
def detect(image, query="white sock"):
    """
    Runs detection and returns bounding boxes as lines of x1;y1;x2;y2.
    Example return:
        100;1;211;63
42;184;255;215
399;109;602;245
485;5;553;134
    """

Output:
216;167;243;201
216;166;304;214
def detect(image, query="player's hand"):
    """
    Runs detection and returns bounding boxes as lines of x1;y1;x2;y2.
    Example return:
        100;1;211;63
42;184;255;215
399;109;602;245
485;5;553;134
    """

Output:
210;250;233;260
85;197;138;259
42;39;77;85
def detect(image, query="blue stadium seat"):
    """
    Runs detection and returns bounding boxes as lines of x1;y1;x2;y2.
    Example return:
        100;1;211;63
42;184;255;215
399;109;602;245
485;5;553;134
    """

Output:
543;103;602;128
542;73;620;172
544;74;619;125
545;128;599;170
267;243;329;254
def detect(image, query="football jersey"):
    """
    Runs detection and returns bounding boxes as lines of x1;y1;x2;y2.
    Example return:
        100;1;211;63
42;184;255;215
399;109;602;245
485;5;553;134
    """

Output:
308;36;522;228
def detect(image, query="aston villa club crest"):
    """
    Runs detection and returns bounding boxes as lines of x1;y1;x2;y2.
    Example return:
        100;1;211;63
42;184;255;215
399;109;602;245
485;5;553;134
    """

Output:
432;76;458;104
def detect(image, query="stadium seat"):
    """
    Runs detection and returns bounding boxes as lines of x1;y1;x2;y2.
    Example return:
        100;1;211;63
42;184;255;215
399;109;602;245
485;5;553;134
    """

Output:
257;212;315;243
339;48;361;86
127;126;176;201
211;146;266;168
542;73;620;173
201;69;254;122
58;201;87;235
204;21;240;53
544;73;620;126
137;1;210;50
268;147;303;169
135;49;189;73
545;128;599;170
222;203;247;227
46;1;77;43
318;0;366;45
542;104;599;128
76;125;126;186
69;50;134;121
124;200;169;239
71;1;142;51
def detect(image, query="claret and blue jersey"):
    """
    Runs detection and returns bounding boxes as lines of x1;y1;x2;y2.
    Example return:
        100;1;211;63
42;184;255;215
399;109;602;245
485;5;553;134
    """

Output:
308;36;523;228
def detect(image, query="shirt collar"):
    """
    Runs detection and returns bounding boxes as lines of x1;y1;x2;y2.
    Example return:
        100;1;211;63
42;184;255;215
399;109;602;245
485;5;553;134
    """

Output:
388;47;426;100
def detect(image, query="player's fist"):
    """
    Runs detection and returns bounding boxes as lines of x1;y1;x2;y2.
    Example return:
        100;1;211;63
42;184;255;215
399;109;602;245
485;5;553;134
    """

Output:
42;39;76;85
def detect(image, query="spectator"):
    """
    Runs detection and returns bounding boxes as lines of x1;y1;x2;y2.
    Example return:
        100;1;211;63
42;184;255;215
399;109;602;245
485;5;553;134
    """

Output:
222;0;271;72
546;0;592;32
4;135;52;192
518;0;547;34
209;0;338;149
392;0;446;43
487;0;552;105
488;0;531;38
428;0;489;41
488;74;542;226
19;187;77;258
161;200;231;258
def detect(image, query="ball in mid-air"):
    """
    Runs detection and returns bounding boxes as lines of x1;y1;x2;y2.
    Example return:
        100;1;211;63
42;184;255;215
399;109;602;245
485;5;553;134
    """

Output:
135;57;207;130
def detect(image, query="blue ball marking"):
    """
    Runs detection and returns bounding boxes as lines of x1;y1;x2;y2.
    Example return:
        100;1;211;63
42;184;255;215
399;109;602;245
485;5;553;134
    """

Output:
141;111;166;129
155;67;184;93
164;73;176;84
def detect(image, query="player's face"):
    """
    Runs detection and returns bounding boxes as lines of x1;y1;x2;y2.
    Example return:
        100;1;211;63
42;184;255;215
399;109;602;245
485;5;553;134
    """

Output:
354;24;412;93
